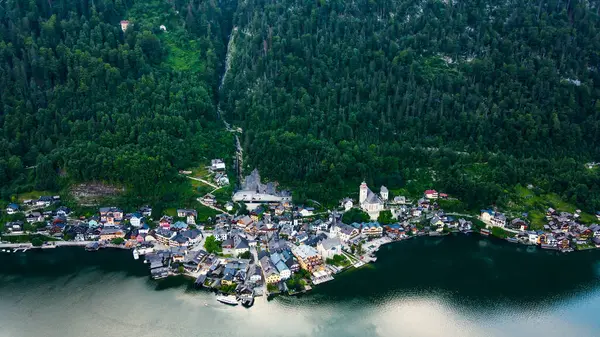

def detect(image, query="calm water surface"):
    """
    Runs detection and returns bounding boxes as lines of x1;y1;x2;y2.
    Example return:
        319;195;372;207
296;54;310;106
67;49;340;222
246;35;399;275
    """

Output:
1;235;600;337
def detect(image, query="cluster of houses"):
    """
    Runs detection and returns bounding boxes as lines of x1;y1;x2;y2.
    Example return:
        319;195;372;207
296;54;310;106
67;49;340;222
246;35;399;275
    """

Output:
4;178;600;301
210;159;230;186
480;208;600;251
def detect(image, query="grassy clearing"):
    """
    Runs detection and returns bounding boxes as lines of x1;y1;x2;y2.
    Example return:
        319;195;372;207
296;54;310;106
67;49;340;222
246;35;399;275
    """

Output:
15;190;55;203
195;204;220;222
505;185;597;229
163;208;177;217
127;0;205;74
160;35;204;73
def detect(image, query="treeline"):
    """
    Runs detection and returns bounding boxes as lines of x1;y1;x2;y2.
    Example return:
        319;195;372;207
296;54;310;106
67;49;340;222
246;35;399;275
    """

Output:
0;0;233;201
222;0;600;210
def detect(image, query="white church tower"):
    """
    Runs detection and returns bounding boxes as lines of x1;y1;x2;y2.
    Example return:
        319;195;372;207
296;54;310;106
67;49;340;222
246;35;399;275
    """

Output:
359;181;368;204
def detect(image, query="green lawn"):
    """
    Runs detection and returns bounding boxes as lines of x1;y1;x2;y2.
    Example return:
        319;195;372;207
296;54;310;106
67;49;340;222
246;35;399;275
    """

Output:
127;0;205;73
505;185;597;229
15;190;55;203
195;204;220;222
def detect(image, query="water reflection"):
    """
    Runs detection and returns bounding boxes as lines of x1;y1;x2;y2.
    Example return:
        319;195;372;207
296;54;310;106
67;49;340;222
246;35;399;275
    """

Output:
0;236;600;337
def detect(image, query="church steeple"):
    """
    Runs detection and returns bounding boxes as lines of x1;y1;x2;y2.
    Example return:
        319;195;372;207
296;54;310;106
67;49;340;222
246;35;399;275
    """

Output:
359;181;368;204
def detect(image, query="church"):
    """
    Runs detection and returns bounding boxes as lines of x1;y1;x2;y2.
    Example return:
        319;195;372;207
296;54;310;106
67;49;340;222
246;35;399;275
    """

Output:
359;182;388;220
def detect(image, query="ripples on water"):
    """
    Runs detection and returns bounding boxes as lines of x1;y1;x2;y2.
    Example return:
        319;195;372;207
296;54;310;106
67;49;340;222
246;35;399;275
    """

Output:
1;236;600;337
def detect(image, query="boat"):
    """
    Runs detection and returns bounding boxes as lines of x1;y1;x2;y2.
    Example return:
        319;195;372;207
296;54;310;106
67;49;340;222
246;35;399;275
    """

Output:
541;243;559;250
480;228;491;236
133;249;140;260
505;237;519;243
216;294;239;306
85;242;100;251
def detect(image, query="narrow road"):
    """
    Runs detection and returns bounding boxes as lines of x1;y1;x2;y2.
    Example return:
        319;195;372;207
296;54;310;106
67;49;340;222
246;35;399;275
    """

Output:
186;176;218;189
197;198;226;213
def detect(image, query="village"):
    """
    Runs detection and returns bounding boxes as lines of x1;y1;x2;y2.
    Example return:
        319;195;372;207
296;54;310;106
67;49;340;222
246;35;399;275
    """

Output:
2;160;600;307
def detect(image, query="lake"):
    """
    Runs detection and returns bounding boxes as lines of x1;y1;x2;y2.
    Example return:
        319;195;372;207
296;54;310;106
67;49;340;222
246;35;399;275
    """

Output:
1;235;600;337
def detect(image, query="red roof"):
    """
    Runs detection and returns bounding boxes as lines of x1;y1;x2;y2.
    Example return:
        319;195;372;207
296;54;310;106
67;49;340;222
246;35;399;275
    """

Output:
424;189;437;194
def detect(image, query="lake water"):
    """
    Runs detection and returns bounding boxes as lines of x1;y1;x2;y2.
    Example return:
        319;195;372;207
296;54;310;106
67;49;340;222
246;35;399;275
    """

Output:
1;235;600;337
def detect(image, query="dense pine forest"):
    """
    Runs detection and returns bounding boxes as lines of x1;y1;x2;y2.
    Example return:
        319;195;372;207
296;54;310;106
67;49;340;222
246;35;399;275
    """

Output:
0;0;235;203
1;0;600;212
222;0;600;210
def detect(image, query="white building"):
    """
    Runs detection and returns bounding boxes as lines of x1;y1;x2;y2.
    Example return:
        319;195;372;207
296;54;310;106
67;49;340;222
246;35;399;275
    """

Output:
341;198;353;211
299;208;314;217
120;20;130;32
359;182;385;220
130;214;143;227
380;186;389;201
211;159;226;171
330;223;359;242
527;231;539;245
480;210;507;228
317;237;342;260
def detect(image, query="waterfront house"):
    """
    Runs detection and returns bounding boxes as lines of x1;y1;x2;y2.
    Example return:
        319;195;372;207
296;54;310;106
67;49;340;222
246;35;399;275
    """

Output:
317;237;342;260
508;218;528;231
275;260;291;280
480;210;507;228
248;264;263;284
354;222;383;237
260;256;280;284
527;231;539;245
292;244;323;272
6;203;19;215
99;228;125;241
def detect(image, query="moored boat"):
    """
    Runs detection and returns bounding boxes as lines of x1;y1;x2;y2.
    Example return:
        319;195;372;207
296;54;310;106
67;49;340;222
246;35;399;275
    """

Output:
133;249;140;260
216;294;239;306
506;237;518;243
480;228;491;236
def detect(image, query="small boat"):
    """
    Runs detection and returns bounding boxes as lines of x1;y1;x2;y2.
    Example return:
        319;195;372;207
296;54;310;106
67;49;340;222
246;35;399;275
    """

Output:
505;237;519;243
216;294;239;306
133;249;140;260
480;228;491;236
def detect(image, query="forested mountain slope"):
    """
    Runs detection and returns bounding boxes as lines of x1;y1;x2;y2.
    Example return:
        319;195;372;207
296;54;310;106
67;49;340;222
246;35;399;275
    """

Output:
223;0;600;209
0;0;233;201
